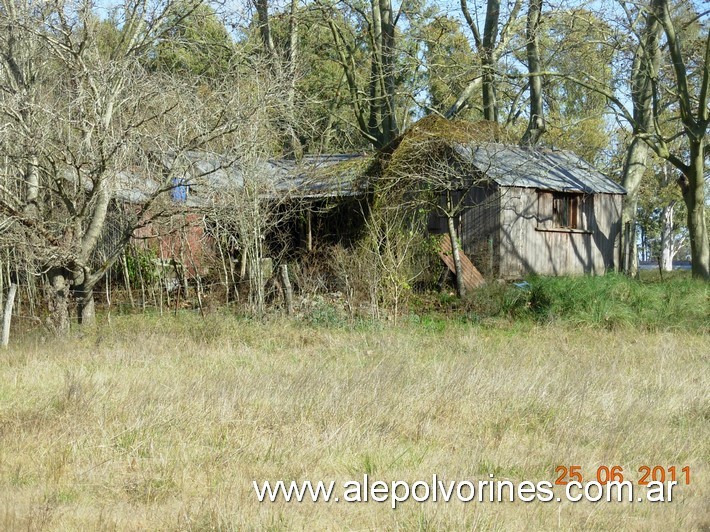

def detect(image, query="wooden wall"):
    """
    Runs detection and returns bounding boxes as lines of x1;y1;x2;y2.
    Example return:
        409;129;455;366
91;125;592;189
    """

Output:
460;185;501;278
428;184;623;280
496;187;622;279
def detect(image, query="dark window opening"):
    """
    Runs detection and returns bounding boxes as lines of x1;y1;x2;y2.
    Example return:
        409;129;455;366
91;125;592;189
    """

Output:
553;193;580;229
537;191;591;231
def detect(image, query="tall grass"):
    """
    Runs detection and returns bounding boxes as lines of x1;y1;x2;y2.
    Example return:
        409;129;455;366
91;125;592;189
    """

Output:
461;274;709;331
0;314;707;530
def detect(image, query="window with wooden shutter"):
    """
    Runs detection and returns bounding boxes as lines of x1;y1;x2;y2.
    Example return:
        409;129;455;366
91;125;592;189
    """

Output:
537;191;553;229
553;193;580;229
538;191;590;231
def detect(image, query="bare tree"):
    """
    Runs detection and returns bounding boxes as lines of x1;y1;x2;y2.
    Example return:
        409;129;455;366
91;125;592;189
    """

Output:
359;192;427;319
0;0;281;332
204;121;302;315
452;0;523;121
252;0;303;158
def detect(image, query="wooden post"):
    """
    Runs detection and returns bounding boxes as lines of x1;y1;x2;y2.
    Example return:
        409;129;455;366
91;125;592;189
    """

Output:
446;192;465;298
122;253;135;308
306;209;312;252
216;232;231;305
0;256;4;311
105;267;112;324
280;264;294;315
240;247;248;279
2;283;17;349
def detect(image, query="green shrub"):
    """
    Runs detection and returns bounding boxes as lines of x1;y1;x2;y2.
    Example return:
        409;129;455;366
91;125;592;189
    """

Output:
462;281;531;319
460;274;709;332
525;274;708;331
124;247;159;285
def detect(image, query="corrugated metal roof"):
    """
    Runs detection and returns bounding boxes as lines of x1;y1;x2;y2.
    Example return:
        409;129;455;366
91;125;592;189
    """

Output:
208;153;369;201
113;152;368;205
112;143;623;206
268;154;370;198
170;152;366;199
455;144;626;194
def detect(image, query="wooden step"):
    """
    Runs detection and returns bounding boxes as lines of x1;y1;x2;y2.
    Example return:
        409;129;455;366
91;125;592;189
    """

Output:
438;234;485;290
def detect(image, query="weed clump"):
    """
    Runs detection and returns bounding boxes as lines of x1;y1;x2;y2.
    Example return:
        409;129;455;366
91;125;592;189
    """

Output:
459;274;708;332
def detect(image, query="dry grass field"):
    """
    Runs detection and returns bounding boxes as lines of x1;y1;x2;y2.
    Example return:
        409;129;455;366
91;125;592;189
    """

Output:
0;314;707;530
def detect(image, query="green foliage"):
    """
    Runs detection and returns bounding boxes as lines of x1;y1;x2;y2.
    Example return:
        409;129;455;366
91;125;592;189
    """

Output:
235;5;366;152
462;281;532;320
460;274;709;332
274;9;372;153
403;312;449;333
304;299;348;328
637;163;688;261
536;10;614;163
416;14;477;118
150;2;234;78
124;247;159;286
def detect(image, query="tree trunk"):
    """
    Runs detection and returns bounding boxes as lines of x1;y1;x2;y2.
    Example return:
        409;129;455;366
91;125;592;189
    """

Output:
445;78;482;119
240;247;248;279
481;0;500;122
326;0;398;148
285;0;302;159
652;0;709;279
378;0;398;145
76;285;96;326
619;7;660;275
457;0;521;122
619;138;650;275
447;215;465;298
682;142;710;279
481;57;498;123
47;269;70;335
367;0;399;147
24;157;39;217
520;0;545;147
254;0;276;58
659;201;676;272
122;253;135;308
2;283;17;349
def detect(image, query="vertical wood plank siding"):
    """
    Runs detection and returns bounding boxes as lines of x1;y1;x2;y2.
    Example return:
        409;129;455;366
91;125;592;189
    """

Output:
460;185;501;277
459;187;623;279
497;187;622;278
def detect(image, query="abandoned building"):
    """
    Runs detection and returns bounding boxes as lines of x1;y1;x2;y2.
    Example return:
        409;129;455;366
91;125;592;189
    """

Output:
110;119;626;283
111;152;368;276
426;143;627;279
